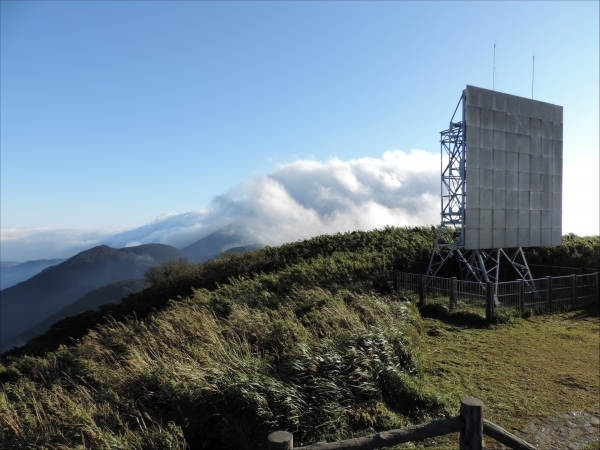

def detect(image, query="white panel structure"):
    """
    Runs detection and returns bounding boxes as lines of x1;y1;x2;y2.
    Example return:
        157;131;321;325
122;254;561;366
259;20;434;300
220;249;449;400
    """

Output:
464;85;563;249
427;85;563;287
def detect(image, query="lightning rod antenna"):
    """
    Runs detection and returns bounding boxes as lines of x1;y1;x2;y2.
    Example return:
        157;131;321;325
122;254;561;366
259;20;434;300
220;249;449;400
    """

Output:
532;53;535;99
493;40;496;91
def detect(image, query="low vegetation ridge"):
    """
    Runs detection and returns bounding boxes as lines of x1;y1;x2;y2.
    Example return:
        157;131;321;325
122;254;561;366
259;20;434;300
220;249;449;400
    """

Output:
0;227;597;449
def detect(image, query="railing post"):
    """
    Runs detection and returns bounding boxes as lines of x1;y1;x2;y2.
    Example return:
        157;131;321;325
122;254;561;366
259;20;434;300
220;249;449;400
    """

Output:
518;279;525;314
485;281;494;322
546;276;553;312
393;270;398;292
449;277;457;310
420;274;427;306
460;397;484;450
268;431;293;450
544;265;550;278
572;274;578;308
595;272;600;303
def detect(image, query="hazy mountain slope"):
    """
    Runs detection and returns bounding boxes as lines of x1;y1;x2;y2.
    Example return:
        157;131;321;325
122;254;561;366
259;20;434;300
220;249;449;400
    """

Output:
182;225;259;262
0;261;22;268
1;279;149;353
1;259;66;289
0;244;185;345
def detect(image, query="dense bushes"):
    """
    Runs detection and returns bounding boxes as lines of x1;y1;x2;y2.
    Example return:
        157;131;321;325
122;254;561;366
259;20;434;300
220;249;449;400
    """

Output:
0;229;444;449
1;227;596;448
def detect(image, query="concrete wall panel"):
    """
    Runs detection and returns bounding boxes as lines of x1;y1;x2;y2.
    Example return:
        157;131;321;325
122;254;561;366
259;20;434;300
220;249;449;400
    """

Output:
481;169;493;189
518;190;530;210
493;131;506;150
531;137;542;156
506;94;519;115
542;156;552;175
506;209;518;228
530;155;542;174
506;114;519;134
506;152;519;171
493;228;506;248
553;122;563;140
494;111;507;131
530;192;541;210
481;108;494;130
518;228;530;247
506;190;518;210
480;188;493;207
466;127;480;147
479;229;493;249
493;189;506;209
481;128;494;148
552;104;563;123
552;140;563;159
463;85;562;249
518;134;531;153
541;103;554;122
530;173;541;192
506;228;518;247
467;105;481;127
493;92;507;112
542;121;553;139
517;116;530;135
493;170;506;190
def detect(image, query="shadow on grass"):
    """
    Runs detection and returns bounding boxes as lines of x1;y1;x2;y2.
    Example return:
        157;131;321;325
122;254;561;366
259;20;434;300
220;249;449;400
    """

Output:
419;304;489;328
565;301;600;321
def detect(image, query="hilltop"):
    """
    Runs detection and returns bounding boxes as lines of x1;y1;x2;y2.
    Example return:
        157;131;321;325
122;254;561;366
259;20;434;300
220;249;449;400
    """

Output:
0;243;186;349
0;227;597;449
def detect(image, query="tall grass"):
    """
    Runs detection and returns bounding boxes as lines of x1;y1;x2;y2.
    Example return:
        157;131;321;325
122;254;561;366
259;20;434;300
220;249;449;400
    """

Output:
1;245;443;449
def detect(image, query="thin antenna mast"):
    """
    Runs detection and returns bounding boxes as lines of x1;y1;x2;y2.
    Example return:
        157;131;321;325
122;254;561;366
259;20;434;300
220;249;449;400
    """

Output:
532;53;535;99
493;41;497;91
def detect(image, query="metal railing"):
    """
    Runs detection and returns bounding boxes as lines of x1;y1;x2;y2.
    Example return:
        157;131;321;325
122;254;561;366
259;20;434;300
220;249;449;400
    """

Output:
391;270;599;317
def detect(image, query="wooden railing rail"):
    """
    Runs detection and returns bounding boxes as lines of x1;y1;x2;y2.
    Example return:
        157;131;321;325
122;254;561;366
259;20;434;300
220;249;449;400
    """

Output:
267;397;538;450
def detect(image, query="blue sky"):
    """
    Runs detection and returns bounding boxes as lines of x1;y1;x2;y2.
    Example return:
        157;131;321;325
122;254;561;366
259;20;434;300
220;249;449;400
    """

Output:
1;1;598;260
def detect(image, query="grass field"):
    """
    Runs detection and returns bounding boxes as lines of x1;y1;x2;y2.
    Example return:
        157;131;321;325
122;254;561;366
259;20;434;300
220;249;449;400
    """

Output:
391;303;600;449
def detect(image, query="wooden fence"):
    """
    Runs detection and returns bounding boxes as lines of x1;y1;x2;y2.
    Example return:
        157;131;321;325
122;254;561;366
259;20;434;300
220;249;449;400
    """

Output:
268;397;537;449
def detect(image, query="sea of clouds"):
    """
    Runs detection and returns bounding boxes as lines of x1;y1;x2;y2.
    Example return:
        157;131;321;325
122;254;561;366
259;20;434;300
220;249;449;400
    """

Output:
1;150;440;261
3;148;597;262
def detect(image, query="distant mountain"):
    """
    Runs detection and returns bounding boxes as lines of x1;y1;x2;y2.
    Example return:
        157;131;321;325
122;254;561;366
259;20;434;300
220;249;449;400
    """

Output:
0;243;186;345
1;261;22;268
1;278;149;353
1;259;66;289
182;225;260;263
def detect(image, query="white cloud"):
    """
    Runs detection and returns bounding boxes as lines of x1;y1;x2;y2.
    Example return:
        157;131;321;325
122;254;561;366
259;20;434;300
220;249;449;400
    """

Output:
6;147;596;263
1;149;440;261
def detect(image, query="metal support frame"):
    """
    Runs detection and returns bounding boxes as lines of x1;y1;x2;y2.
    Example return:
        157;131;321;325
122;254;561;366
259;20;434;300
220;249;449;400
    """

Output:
426;90;535;297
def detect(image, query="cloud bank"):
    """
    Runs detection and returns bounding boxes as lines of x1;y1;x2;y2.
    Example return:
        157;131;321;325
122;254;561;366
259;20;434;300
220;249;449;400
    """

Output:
2;150;441;261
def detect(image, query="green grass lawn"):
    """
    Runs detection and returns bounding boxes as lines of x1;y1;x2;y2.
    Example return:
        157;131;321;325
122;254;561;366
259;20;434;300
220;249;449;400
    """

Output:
392;303;600;449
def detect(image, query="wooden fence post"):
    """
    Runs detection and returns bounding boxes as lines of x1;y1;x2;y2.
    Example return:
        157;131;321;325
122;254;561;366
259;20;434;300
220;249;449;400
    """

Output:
485;281;494;322
572;274;578;308
268;431;293;450
460;397;484;450
450;277;457;310
518;279;525;315
420;274;427;306
546;276;553;312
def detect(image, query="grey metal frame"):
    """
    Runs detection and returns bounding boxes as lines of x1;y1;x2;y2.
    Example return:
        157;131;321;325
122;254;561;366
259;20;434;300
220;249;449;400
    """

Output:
427;89;536;293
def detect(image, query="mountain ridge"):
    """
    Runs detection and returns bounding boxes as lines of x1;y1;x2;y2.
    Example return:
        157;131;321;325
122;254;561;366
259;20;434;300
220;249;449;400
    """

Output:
0;243;186;346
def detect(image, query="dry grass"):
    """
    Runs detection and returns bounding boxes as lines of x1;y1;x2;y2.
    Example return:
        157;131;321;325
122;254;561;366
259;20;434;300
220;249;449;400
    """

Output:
396;304;600;449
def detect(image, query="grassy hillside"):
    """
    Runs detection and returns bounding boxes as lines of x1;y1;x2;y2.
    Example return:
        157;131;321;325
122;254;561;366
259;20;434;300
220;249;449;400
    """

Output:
0;227;597;449
1;279;150;353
